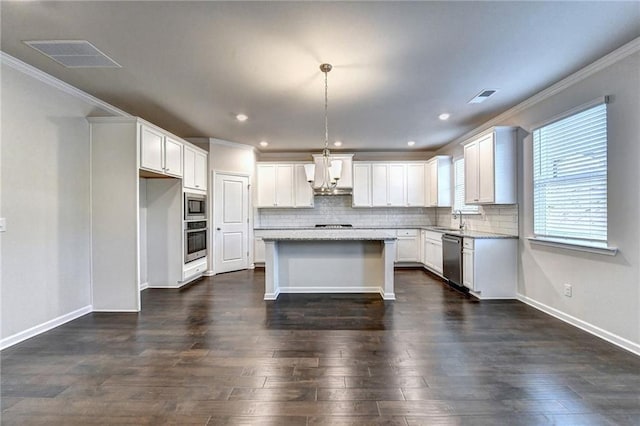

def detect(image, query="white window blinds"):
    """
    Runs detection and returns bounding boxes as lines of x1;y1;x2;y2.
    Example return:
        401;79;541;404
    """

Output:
533;102;607;243
453;158;479;214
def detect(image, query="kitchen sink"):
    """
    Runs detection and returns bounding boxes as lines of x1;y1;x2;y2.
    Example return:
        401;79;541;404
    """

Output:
430;226;460;232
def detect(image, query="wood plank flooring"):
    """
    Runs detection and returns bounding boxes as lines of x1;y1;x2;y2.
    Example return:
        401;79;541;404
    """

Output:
2;269;639;425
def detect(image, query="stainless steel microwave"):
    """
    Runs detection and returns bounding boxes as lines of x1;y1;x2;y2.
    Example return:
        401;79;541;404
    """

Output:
185;192;206;220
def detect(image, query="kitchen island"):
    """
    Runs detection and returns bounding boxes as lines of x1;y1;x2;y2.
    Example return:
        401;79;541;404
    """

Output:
261;229;397;301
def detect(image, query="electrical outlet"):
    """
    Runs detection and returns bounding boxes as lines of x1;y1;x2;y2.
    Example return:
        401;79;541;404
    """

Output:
564;283;572;297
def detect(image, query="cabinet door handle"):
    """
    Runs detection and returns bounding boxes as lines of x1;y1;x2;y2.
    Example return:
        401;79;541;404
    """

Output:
216;228;221;231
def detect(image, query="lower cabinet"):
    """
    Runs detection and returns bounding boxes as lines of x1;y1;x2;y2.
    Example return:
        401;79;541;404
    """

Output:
462;240;475;290
462;237;517;299
183;258;207;282
396;229;420;262
422;230;443;275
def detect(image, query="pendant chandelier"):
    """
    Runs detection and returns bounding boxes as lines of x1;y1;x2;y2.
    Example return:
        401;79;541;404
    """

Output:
304;63;343;194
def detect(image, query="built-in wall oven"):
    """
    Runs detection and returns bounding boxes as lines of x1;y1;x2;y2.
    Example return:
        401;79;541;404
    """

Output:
185;220;207;263
185;192;206;220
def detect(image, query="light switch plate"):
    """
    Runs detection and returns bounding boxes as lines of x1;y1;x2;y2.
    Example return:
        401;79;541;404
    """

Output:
0;217;6;232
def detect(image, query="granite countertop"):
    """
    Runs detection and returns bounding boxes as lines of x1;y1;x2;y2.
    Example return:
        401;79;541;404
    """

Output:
254;226;517;239
259;228;396;241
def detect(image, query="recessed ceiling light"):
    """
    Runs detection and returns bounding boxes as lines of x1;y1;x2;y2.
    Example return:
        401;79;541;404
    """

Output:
236;113;248;122
438;113;450;121
407;141;416;147
334;141;342;147
259;141;269;147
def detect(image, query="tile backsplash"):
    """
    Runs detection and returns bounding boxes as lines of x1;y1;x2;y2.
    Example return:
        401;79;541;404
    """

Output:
256;195;435;228
256;195;519;235
436;205;519;236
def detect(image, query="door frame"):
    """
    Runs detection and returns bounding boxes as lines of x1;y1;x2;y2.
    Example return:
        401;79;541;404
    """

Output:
211;170;252;275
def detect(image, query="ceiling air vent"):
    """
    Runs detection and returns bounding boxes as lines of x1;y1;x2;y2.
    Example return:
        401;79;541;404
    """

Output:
24;40;121;68
468;89;499;104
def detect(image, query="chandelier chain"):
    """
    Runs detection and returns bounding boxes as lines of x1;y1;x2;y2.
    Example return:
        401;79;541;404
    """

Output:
324;68;329;150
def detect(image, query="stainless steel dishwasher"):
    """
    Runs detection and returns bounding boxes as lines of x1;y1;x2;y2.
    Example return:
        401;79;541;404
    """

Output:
442;233;463;286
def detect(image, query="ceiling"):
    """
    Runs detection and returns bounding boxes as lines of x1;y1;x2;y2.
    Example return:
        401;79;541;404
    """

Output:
2;1;639;152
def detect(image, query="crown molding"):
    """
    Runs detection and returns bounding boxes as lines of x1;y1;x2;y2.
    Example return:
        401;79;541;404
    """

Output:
210;138;256;151
444;36;640;149
1;51;130;118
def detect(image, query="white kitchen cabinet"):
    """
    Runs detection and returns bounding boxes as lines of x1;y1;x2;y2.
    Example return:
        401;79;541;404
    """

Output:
184;145;207;191
256;162;313;208
355;161;433;208
462;237;517;299
371;163;406;207
425;156;452;207
396;229;421;262
422;230;443;275
294;164;314;208
164;137;183;177
140;125;183;178
406;163;426;207
462;239;475;290
352;163;372;207
463;126;517;205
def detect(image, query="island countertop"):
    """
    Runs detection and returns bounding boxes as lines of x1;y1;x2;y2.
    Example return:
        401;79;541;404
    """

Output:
254;226;516;239
259;228;396;241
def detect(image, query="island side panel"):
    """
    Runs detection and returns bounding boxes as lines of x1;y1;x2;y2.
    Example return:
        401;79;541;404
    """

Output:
276;240;385;294
382;239;396;300
264;240;280;300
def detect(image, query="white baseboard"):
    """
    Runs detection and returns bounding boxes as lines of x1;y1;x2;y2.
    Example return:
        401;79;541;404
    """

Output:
139;282;149;291
517;293;640;356
264;290;280;301
203;270;214;277
1;305;93;350
278;286;383;295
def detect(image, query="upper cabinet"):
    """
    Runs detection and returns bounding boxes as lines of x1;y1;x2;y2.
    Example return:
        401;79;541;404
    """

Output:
372;163;406;207
256;162;313;208
184;145;207;191
140;125;183;178
353;161;438;208
406;163;426;207
463;126;517;205
425;156;452;207
352;163;372;207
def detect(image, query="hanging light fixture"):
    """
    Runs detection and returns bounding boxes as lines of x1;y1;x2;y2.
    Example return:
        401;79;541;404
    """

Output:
304;63;343;194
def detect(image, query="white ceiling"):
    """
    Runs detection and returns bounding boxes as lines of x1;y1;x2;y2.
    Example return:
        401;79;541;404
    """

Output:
2;1;639;152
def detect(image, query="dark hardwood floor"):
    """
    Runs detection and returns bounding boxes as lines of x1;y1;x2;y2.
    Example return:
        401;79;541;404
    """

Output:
2;269;639;425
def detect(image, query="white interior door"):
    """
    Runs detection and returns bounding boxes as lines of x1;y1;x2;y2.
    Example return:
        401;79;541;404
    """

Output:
214;173;249;274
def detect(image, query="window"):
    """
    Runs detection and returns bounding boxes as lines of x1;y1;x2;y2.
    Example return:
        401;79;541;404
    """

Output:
533;100;607;244
453;158;479;214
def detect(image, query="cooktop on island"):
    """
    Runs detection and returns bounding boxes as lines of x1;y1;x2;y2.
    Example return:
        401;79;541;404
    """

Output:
314;224;353;228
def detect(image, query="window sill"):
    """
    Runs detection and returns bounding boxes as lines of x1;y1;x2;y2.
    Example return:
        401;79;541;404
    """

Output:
527;237;618;256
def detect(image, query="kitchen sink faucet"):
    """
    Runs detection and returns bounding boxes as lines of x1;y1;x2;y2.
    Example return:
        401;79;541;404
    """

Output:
453;210;465;231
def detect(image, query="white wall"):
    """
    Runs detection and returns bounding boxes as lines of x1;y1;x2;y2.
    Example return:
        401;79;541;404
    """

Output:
0;61;111;343
437;48;640;352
